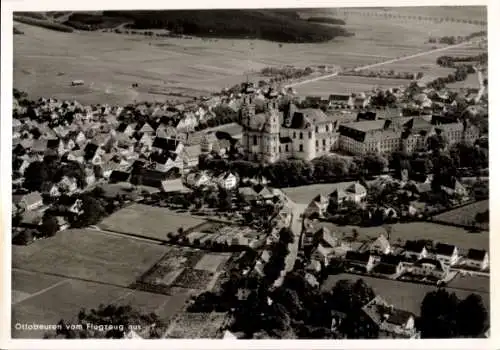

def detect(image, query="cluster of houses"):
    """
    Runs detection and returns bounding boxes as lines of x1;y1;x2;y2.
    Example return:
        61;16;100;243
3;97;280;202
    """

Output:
304;174;472;223
184;170;239;191
303;224;489;284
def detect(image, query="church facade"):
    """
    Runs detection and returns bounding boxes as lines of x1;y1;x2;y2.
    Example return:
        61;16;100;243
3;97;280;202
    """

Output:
240;96;338;163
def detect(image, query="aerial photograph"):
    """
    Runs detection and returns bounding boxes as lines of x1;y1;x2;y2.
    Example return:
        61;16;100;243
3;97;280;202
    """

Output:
10;6;489;340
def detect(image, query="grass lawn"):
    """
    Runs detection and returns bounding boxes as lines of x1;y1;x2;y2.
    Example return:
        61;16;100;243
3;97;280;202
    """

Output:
194;253;232;273
99;203;207;240
316;221;489;251
282;181;361;205
12;274;187;338
432;200;489;230
321;273;489;316
14;9;483;105
12;229;167;287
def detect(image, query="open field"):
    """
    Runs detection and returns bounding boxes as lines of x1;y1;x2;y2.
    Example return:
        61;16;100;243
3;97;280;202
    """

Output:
295;75;407;96
12;229;167;286
12;269;189;338
99;203;207;240
294;41;486;95
14;9;484;105
432;200;489;230
321;273;489;316
312;221;488;251
447;72;481;90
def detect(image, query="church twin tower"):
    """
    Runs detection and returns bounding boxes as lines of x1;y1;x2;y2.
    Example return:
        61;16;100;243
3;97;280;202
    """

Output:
241;96;281;163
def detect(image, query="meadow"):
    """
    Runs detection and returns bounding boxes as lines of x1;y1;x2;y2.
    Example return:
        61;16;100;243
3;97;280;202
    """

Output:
12;269;189;338
432;200;489;230
321;273;489;316
14;8;484;105
12;228;167;286
312;221;489;251
99;203;207;240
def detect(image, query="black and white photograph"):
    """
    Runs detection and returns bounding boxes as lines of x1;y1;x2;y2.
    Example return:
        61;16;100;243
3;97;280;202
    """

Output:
1;1;496;346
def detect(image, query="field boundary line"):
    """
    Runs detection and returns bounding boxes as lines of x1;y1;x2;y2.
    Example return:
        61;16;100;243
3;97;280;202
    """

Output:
12;279;69;305
12;267;171;296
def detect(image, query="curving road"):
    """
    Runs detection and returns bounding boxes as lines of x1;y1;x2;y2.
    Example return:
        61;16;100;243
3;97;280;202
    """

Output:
285;38;485;88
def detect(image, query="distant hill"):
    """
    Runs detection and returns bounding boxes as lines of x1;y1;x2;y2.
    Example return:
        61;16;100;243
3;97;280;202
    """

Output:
57;10;354;43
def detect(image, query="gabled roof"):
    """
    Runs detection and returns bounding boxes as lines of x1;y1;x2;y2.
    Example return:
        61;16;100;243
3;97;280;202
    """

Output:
434;243;457;256
345;251;371;263
315;227;337;248
21;191;43;207
345;183;367;195
414;258;445;271
83;143;99;160
467;248;487;261
404;240;427;253
152;137;181;151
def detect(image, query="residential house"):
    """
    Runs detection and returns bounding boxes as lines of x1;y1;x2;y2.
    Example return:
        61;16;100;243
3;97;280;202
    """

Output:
31;139;48;155
410;258;449;280
371;254;406;276
329;94;354;108
310;227;339;265
68;198;83;215
186;171;211;188
200;132;218;153
115;122;135;137
83;143;103;165
403;240;428;261
182;144;202;170
41;183;60;198
353;95;371;109
362;296;420;339
217;171;238;190
152;137;184;155
331;182;367;205
17;191;44;211
361;234;392;255
109;170;131;183
304;194;330;218
441;180;469;201
238;186;259;203
463;249;489;270
46;138;64;156
151;152;183;173
434;243;459;266
136;122;155;136
344;251;378;273
212;139;232;157
58;176;79;195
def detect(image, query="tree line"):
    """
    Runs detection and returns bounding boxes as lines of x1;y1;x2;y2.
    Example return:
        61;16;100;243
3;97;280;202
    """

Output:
199;153;388;188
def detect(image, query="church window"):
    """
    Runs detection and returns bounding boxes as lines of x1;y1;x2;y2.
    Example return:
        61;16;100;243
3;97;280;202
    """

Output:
253;135;257;145
316;140;319;147
326;125;329;132
323;139;326;146
285;144;289;152
299;144;303;152
308;131;312;138
293;132;296;138
300;132;303;140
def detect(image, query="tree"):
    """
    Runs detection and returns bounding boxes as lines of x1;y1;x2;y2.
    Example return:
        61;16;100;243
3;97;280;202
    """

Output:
218;188;232;211
278;227;294;245
420;288;460;338
76;196;106;227
457;294;488;337
362;153;388;175
45;304;164;339
40;215;59;237
24;161;51;191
